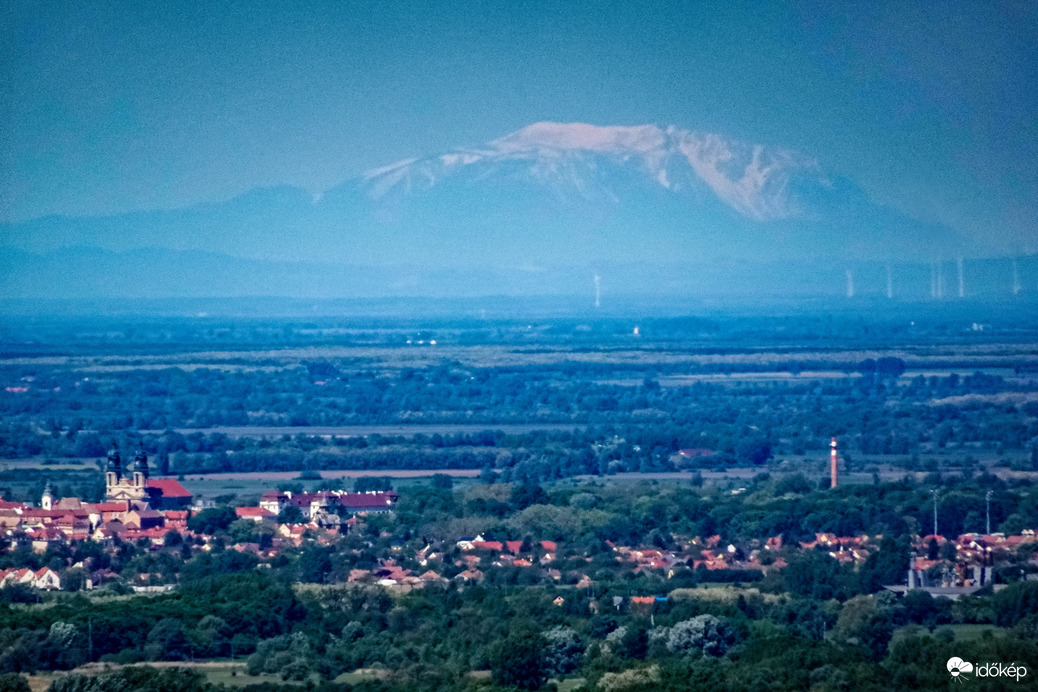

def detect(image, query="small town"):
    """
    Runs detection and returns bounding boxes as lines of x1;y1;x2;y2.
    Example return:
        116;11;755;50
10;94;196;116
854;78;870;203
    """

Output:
2;446;1035;604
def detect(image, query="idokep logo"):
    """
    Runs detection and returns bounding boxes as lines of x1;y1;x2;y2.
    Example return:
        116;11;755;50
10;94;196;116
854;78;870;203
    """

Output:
947;657;1028;683
947;658;974;682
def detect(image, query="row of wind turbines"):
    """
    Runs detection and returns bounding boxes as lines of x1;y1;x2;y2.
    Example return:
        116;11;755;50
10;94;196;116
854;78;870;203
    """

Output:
845;258;1026;299
584;256;1032;306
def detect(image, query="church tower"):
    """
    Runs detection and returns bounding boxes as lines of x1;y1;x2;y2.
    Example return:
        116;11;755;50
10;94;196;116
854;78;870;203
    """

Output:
105;441;149;504
132;446;149;489
105;444;123;493
41;481;53;511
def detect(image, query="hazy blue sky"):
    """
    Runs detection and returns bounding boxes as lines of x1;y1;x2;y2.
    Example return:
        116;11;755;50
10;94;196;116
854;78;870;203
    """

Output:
2;0;1036;249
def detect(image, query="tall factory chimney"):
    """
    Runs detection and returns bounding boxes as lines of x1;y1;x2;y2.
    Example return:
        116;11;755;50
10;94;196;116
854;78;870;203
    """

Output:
830;437;839;488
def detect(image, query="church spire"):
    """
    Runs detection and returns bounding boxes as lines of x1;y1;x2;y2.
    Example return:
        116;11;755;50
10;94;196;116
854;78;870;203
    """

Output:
106;443;122;481
133;445;149;488
41;480;53;510
105;442;123;498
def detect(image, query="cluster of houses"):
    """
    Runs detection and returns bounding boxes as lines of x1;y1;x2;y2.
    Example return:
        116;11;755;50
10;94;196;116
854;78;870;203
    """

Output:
1;449;1035;598
0;445;401;590
253;488;397;520
0;480;193;555
900;530;1038;597
232;489;400;546
0;566;61;590
350;528;1035;599
0;484;401;590
336;534;563;588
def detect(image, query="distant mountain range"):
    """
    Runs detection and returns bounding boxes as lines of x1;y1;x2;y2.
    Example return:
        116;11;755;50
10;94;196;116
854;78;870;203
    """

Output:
0;122;1009;300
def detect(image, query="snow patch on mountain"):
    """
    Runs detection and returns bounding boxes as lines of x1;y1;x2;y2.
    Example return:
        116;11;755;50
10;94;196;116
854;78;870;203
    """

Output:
362;122;821;221
677;134;816;220
490;121;666;155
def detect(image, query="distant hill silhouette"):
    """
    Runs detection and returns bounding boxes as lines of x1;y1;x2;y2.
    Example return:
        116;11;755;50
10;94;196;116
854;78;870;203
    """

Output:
1;122;1007;300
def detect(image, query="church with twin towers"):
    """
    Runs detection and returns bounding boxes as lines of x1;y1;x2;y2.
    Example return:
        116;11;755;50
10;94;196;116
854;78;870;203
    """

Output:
103;443;192;510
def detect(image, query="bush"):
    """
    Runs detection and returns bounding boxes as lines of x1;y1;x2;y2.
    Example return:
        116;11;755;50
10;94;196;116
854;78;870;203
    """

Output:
0;584;37;604
663;615;737;656
542;626;584;675
186;506;237;534
49;666;208;692
354;476;393;492
993;581;1038;627
247;633;314;680
0;674;30;692
489;631;548;690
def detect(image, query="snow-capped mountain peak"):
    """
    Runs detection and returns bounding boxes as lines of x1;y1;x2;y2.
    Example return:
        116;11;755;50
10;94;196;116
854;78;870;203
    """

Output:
489;121;667;155
362;121;820;221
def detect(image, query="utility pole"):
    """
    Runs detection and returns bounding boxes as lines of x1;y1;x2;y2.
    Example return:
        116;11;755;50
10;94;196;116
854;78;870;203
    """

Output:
931;489;940;537
986;490;993;535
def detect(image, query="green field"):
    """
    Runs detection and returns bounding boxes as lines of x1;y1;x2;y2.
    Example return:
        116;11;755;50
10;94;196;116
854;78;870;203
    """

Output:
940;623;1009;641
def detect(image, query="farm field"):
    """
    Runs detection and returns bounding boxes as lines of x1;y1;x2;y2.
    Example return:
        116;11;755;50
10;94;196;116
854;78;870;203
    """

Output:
177;469;482;504
146;423;586;438
34;661;342;690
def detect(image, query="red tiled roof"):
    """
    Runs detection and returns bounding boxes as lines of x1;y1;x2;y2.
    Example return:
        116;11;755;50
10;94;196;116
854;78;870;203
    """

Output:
913;557;941;571
84;502;130;513
148;478;192;498
338;492;398;508
22;509;89;519
236;507;275;518
471;541;503;551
